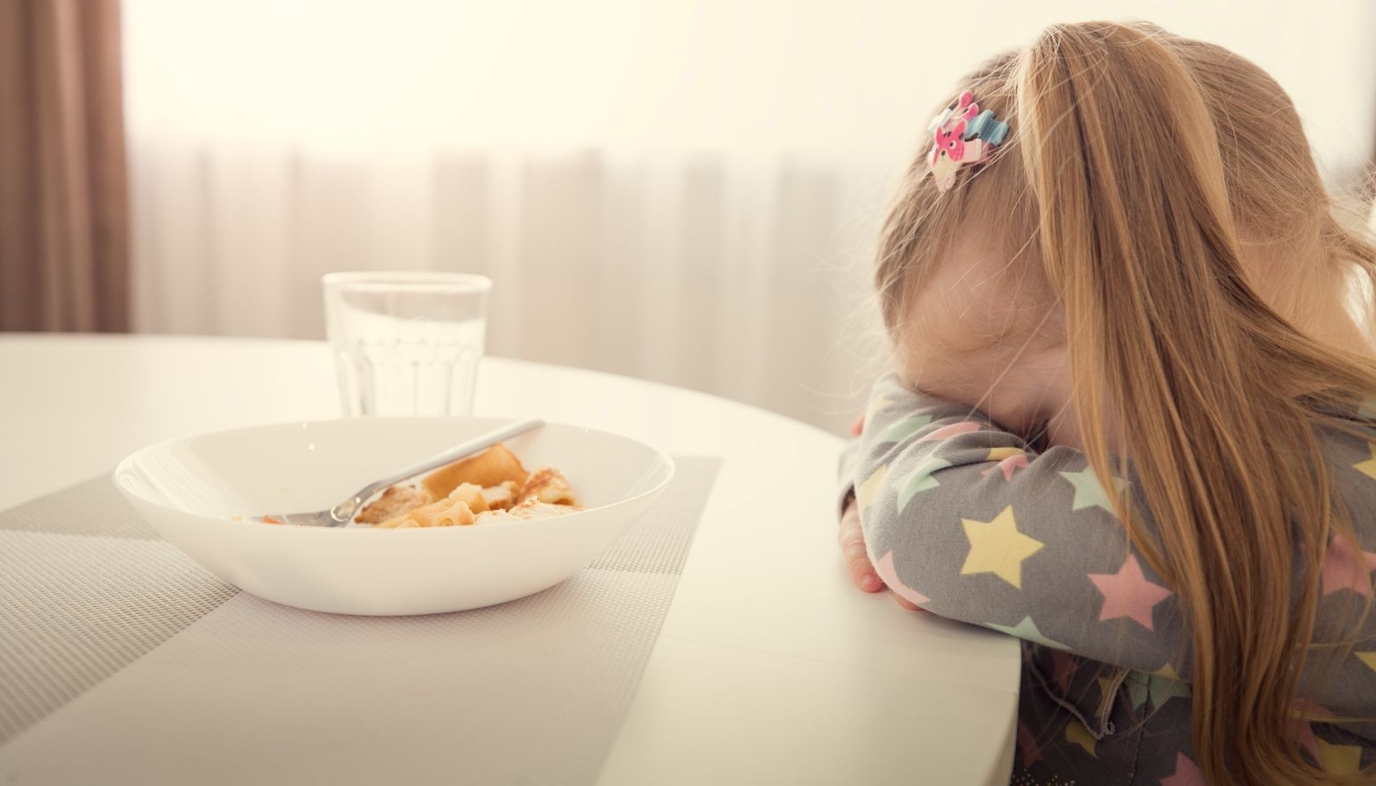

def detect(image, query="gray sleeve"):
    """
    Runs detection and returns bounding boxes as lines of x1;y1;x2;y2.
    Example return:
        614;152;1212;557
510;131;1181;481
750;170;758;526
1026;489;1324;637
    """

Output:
852;375;1189;677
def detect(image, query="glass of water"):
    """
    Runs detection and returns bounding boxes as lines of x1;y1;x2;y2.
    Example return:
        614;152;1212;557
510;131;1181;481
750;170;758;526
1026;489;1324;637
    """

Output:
322;272;492;417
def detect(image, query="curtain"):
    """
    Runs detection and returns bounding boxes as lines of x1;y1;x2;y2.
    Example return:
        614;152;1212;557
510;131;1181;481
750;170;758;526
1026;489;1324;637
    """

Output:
127;145;888;431
0;0;129;332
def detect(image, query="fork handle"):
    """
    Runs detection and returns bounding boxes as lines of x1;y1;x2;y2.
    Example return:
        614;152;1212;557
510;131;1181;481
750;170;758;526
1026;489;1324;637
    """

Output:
337;418;546;520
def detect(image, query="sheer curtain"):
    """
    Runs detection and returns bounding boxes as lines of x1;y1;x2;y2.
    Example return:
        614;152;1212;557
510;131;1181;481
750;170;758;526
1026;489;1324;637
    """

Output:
122;0;1376;431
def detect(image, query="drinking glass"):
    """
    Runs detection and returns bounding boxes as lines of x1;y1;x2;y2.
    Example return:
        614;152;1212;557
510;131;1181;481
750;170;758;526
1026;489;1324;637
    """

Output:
323;272;492;417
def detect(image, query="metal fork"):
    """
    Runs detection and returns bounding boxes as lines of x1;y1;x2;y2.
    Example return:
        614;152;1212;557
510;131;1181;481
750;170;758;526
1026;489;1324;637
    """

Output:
264;418;544;526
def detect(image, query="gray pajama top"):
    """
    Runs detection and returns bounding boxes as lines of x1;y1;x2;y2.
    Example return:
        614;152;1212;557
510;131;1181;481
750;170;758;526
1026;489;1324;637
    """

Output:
843;376;1376;784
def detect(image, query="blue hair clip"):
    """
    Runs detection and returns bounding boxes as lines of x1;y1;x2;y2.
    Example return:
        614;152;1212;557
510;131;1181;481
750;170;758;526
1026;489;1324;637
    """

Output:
964;109;1009;147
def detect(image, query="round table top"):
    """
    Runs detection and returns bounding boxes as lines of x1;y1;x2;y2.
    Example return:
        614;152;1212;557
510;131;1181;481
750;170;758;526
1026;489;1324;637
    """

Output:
0;333;1019;786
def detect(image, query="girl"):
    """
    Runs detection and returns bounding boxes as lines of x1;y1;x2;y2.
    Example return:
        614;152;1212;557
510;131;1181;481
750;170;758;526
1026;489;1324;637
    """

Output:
839;21;1376;786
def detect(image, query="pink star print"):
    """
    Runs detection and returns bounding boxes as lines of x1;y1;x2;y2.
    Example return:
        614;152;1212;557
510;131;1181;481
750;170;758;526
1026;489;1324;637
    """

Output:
917;421;981;442
1321;534;1376;596
874;551;930;607
1293;720;1320;765
1050;649;1079;693
1287;699;1335;765
1088;554;1173;630
1160;753;1204;786
982;453;1030;481
1016;722;1043;769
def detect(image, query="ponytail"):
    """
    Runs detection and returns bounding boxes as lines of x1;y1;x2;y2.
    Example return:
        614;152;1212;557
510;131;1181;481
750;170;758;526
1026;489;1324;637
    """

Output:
1019;23;1368;785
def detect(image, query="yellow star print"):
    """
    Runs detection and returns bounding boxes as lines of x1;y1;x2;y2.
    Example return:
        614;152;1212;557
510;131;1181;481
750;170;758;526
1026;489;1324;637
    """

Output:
856;465;888;513
1096;677;1116;708
1355;444;1376;481
986;447;1023;461
960;506;1044;589
863;396;894;431
1064;719;1098;758
1356;652;1376;673
1153;663;1182;681
1316;740;1362;775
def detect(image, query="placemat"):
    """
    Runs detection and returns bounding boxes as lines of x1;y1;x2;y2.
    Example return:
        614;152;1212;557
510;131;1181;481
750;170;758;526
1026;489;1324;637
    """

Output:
0;457;719;786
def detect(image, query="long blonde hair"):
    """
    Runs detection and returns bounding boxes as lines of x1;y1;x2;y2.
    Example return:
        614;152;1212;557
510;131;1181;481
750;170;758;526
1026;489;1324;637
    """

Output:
877;22;1376;785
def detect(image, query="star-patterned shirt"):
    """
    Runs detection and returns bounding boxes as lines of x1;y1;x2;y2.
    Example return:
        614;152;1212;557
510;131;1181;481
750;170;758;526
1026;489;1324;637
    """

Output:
844;376;1376;784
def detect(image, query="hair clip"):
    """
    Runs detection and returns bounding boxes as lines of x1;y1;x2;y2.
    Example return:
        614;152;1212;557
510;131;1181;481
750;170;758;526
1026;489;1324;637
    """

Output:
926;91;1010;192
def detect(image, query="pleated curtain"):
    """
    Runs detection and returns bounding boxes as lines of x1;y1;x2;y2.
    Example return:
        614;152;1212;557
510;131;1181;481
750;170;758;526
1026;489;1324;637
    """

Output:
0;0;129;332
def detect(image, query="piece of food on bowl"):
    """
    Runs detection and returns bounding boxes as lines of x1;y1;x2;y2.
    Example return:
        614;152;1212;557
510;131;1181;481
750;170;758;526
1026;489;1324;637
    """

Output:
521;467;577;505
481;481;519;510
421;443;529;498
354;486;435;524
359;443;581;528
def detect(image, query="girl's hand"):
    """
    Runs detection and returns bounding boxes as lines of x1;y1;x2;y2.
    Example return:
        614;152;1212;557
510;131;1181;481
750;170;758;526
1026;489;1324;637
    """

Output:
839;500;921;611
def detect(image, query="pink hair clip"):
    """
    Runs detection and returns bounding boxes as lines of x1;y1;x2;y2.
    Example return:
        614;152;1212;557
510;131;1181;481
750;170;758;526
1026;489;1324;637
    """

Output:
926;90;1010;192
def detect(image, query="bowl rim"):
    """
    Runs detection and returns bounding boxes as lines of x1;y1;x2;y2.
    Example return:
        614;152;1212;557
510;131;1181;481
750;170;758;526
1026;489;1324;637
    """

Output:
113;416;676;535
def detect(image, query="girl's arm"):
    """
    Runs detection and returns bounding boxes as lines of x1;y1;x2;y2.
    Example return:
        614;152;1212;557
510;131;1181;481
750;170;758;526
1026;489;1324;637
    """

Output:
851;375;1188;677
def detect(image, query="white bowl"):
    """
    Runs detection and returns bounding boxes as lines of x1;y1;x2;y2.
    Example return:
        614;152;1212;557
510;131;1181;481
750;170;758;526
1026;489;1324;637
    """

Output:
114;417;675;616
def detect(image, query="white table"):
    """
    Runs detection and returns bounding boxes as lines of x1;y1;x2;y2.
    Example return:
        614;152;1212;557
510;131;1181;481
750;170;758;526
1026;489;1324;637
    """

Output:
0;334;1019;785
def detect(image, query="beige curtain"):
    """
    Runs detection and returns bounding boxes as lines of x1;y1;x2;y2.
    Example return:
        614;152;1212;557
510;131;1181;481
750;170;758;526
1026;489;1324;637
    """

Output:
0;0;129;332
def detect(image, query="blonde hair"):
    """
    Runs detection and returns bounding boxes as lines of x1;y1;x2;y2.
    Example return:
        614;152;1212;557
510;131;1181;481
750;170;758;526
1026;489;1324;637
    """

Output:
877;22;1376;785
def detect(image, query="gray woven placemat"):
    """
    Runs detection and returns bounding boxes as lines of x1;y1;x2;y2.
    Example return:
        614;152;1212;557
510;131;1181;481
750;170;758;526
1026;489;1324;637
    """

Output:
0;475;161;540
0;531;236;745
0;457;719;773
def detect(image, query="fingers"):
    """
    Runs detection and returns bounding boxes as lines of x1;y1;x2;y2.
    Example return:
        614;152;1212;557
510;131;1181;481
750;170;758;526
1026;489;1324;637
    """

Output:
849;414;865;437
839;504;883;592
893;595;921;612
839;502;924;612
